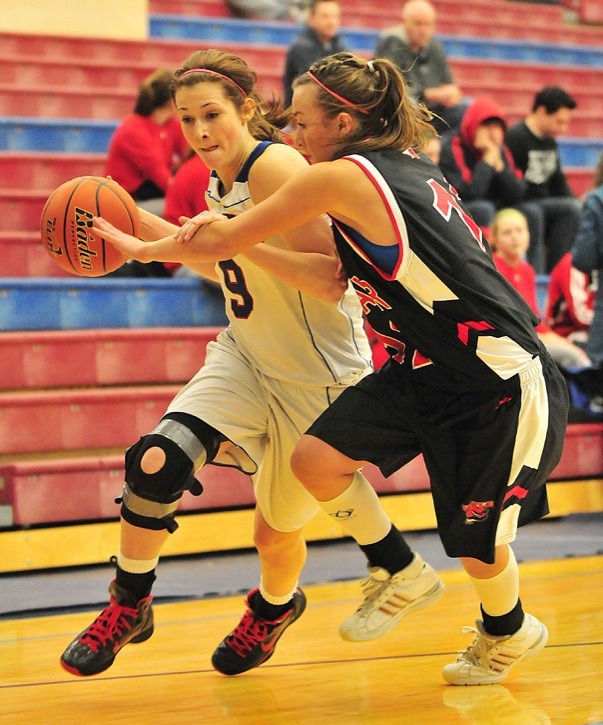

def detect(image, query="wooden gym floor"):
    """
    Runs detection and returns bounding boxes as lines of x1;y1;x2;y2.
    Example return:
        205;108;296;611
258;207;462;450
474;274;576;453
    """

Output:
2;555;602;724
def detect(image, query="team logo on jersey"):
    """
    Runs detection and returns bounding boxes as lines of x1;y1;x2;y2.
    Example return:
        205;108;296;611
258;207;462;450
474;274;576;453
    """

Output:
462;500;495;524
428;178;486;252
350;276;392;314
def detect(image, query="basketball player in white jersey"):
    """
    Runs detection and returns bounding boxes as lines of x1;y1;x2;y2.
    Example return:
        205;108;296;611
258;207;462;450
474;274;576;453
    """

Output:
99;52;569;686
61;50;444;679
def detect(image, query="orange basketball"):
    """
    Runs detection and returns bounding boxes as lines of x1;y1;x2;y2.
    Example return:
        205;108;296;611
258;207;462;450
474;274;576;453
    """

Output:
40;176;140;277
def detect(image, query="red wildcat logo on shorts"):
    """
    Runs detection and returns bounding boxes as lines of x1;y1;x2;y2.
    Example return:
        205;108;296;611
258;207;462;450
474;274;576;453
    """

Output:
462;500;495;524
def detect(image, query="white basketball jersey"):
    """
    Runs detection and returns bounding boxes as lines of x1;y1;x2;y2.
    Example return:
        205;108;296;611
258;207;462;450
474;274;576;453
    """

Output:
206;141;371;386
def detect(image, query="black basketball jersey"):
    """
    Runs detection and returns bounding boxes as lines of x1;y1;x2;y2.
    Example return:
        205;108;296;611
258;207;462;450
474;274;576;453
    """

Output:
330;149;542;392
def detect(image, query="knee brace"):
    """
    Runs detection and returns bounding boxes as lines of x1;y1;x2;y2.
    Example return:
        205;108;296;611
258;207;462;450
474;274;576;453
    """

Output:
119;414;221;533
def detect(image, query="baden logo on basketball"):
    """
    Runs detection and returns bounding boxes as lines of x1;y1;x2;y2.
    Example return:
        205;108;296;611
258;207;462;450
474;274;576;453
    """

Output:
73;207;98;272
44;217;62;257
40;176;140;277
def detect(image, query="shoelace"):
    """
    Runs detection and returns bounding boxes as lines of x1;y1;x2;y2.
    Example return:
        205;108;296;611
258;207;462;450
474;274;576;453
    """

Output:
457;626;515;672
227;610;269;657
356;574;394;613
78;598;138;653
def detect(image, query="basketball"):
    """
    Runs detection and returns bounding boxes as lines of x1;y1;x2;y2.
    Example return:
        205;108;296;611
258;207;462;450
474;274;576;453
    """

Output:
40;176;140;276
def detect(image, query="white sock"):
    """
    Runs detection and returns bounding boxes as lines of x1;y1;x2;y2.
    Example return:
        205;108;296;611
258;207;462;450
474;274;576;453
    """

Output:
317;471;391;546
117;550;159;574
259;579;297;606
469;547;520;617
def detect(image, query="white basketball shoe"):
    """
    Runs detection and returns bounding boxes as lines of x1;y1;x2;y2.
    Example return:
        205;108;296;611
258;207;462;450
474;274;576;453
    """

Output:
442;613;548;685
339;553;445;642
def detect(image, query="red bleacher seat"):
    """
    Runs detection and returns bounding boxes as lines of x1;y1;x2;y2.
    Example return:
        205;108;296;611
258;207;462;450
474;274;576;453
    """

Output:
0;455;257;525
0;152;106;190
547;423;603;481
0;328;221;389
579;0;603;23
342;0;603;44
0;56;149;89
0;190;47;232
563;0;603;23
0;32;284;69
150;0;230;18
0;231;72;277
565;167;596;197
1;422;600;525
0;84;134;121
0;455;424;527
0;386;180;455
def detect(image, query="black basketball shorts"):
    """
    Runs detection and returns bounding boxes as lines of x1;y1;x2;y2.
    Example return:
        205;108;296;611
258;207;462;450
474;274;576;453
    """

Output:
305;353;569;563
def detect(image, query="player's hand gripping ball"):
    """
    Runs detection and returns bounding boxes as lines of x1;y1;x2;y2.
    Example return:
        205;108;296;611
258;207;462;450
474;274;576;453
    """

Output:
40;176;140;276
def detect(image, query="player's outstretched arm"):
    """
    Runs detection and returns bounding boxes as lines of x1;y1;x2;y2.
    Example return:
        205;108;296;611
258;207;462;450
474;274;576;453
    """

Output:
137;207;179;241
243;244;347;303
94;164;340;264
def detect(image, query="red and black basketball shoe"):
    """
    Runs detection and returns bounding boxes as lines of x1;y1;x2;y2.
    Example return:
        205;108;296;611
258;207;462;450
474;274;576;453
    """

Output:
60;580;154;676
212;588;306;675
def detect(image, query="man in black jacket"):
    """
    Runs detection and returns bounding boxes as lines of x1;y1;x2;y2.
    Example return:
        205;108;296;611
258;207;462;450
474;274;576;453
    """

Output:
506;86;582;275
283;0;347;106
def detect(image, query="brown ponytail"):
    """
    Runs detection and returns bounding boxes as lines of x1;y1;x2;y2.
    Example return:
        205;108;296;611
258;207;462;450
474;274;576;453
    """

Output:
294;52;435;156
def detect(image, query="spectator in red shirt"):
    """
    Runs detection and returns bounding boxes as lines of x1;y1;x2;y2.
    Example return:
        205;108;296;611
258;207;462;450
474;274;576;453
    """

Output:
163;154;215;280
491;208;590;369
163;154;210;227
546;252;594;344
105;68;191;217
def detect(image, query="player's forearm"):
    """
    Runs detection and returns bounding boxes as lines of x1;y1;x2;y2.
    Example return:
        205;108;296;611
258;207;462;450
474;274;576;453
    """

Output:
243;245;346;303
138;207;179;241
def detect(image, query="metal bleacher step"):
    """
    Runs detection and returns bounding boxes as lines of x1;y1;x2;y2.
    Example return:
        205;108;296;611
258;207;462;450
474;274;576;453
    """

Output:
0;278;228;331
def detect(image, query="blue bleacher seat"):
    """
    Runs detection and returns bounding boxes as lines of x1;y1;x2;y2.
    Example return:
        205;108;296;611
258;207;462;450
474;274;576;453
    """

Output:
0;278;228;331
0;117;116;153
3;117;599;162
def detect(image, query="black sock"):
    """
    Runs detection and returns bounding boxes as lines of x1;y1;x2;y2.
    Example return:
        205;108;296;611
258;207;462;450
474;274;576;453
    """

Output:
359;524;414;574
481;599;524;636
250;590;293;621
115;566;156;602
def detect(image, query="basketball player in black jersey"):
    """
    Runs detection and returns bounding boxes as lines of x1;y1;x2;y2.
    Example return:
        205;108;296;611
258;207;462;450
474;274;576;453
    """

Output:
98;52;569;686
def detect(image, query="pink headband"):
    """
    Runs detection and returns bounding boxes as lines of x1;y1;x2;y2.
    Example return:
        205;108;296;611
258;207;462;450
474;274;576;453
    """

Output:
307;71;370;115
180;68;247;97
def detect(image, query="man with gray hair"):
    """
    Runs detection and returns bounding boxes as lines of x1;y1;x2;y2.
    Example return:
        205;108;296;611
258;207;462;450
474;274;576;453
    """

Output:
375;0;465;134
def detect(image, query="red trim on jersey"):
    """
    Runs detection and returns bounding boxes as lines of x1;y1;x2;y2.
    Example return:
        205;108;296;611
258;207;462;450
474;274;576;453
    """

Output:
457;319;495;345
333;156;407;281
503;485;529;504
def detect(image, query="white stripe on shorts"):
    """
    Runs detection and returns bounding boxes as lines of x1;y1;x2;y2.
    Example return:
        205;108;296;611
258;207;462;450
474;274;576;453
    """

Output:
496;357;548;547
